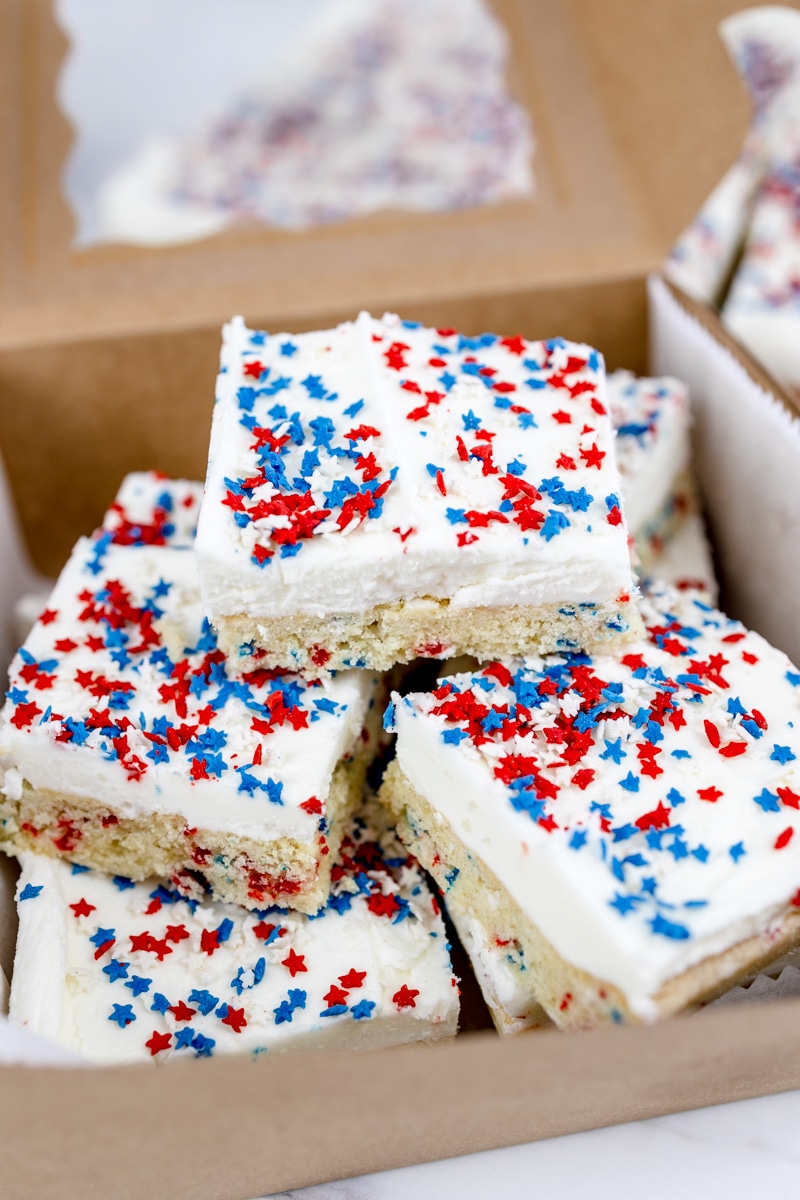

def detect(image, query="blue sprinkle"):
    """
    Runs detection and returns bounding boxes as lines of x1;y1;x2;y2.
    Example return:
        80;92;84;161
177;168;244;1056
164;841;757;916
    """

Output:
610;893;640;916
192;1033;216;1058
650;914;690;940
771;744;796;764
540;510;570;541
125;975;152;997
729;841;746;862
600;738;626;764
18;883;42;901
351;999;376;1020
754;789;781;812
108;1004;136;1028
103;959;130;983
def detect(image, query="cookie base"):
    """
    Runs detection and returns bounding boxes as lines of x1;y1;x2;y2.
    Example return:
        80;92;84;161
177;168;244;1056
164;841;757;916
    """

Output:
0;755;366;915
217;594;643;675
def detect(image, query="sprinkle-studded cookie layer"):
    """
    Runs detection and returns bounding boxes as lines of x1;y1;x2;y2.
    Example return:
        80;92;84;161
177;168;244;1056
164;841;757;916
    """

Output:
383;583;800;1027
0;513;377;912
9;803;458;1062
196;313;639;673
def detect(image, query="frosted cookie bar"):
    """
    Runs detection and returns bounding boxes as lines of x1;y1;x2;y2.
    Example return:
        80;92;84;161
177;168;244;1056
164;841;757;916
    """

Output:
13;473;203;681
444;903;552;1034
642;513;718;606
382;583;800;1029
607;370;694;570
9;803;458;1062
723;170;800;401
196;314;639;674
0;530;377;913
102;472;204;548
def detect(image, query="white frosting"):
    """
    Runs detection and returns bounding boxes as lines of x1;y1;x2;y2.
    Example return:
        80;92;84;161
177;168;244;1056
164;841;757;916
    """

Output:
0;535;374;846
9;805;458;1062
197;314;635;628
392;583;800;1018
607;370;691;536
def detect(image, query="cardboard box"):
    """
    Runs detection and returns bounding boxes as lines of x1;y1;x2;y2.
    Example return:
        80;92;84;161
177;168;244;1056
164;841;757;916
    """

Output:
2;3;800;1199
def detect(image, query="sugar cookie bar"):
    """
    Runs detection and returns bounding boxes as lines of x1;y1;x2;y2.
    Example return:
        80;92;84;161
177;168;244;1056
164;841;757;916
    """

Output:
382;583;800;1029
0;528;377;913
444;903;552;1034
9;803;458;1062
196;314;640;674
101;472;204;548
723;171;800;401
642;513;718;606
607;370;694;569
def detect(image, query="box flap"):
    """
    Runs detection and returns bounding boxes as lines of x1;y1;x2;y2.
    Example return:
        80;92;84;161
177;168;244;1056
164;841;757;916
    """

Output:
0;0;749;349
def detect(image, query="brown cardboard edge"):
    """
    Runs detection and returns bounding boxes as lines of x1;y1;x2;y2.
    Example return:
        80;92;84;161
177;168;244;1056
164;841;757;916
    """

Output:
3;996;800;1200
660;277;800;421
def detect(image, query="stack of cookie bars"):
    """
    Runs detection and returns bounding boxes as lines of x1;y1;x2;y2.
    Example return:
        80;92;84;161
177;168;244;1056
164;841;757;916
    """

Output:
2;311;800;1058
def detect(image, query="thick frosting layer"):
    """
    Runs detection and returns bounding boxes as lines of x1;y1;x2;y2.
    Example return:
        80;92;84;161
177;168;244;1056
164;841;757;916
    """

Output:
196;314;635;621
102;472;204;549
391;583;800;1017
0;533;374;845
10;805;458;1061
607;371;691;536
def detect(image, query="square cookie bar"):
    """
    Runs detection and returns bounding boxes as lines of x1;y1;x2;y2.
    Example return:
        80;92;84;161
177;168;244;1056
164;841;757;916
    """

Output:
196;314;640;674
607;370;694;569
0;524;378;913
382;583;800;1029
101;471;204;548
9;803;458;1062
641;514;718;606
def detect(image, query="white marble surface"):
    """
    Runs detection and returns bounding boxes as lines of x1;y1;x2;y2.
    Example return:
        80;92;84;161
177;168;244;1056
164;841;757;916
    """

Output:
264;1089;800;1198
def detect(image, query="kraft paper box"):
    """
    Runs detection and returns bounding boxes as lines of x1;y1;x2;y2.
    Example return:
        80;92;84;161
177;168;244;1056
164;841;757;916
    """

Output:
2;3;800;1199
